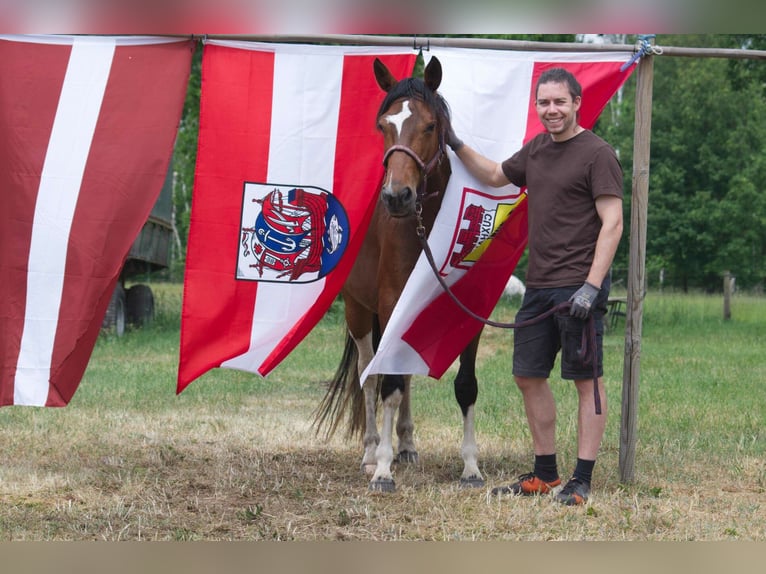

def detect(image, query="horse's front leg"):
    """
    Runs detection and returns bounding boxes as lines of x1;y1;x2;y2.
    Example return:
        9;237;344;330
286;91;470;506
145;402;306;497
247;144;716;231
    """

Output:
454;334;484;488
395;375;418;464
369;374;405;492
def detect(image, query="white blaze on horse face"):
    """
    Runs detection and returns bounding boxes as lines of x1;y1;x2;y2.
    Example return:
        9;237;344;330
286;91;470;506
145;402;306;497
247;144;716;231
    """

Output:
383;169;393;189
383;100;412;141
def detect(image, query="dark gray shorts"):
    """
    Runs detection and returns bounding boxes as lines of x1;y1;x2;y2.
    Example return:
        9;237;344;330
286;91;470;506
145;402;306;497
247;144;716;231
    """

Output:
512;281;609;380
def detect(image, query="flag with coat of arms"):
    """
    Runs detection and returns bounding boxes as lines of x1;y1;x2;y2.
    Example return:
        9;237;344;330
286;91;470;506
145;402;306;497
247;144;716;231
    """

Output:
176;40;416;391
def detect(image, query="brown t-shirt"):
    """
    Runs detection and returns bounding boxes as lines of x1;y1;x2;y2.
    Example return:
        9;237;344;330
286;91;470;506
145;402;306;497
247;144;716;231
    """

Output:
501;130;623;288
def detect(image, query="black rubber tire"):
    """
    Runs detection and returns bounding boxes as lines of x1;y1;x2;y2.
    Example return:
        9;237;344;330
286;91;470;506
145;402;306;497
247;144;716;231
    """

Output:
126;284;155;327
102;284;127;337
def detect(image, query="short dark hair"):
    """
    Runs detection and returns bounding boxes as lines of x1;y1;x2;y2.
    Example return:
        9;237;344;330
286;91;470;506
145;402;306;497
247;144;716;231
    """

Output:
536;68;582;101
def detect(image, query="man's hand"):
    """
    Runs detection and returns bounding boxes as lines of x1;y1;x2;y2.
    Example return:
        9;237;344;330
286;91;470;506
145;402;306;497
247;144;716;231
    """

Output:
445;123;464;152
569;282;600;319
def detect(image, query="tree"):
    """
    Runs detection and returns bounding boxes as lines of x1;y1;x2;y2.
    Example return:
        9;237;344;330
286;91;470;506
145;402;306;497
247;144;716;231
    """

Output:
599;34;766;291
170;45;202;273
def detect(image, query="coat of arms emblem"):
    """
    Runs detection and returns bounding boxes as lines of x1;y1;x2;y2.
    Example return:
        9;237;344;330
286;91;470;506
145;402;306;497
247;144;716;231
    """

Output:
237;183;349;283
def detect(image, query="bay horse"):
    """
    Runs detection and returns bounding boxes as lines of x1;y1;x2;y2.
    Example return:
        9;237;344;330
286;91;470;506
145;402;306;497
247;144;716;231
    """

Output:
314;56;484;492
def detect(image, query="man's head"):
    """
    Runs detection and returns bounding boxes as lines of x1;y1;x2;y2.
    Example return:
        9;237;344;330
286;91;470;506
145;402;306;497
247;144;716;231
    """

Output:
534;68;582;141
535;68;582;101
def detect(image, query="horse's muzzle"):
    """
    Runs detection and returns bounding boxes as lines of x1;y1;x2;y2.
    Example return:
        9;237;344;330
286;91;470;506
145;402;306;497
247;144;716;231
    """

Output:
381;185;416;217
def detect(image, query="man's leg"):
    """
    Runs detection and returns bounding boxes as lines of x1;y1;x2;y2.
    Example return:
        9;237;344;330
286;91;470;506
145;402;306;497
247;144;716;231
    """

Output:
554;376;608;505
515;375;557;456
574;376;607;460
490;375;561;496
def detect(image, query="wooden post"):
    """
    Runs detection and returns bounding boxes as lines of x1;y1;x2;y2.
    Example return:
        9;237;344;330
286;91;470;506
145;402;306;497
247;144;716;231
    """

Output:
619;50;654;483
723;271;732;320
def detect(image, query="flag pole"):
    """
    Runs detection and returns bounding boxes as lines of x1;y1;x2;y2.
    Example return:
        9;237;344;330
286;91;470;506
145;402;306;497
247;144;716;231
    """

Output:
200;35;766;60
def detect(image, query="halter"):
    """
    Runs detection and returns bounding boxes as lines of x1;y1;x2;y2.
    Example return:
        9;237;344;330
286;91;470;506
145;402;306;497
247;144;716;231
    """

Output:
382;138;444;177
381;124;447;213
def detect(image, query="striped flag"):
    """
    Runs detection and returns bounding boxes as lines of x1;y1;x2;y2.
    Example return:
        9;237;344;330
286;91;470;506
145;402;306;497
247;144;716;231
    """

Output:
362;48;635;382
176;41;416;392
0;35;192;406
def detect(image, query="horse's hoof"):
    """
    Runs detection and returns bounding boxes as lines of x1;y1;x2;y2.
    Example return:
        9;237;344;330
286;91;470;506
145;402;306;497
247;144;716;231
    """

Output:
369;477;396;493
395;450;419;464
460;476;485;489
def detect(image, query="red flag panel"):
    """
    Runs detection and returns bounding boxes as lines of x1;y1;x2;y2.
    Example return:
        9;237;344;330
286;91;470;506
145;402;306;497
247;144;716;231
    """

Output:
0;36;192;406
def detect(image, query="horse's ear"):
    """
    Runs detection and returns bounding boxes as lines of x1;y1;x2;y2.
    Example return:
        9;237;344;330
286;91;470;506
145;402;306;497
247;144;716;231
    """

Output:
423;56;442;92
374;58;398;92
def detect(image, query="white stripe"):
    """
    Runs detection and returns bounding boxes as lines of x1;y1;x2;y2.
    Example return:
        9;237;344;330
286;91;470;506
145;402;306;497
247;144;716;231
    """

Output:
13;37;115;405
430;51;536;158
222;49;343;373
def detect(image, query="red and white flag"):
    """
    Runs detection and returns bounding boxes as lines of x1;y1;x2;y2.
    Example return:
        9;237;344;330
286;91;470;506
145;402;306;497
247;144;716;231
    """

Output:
0;35;192;406
362;48;635;382
176;41;416;392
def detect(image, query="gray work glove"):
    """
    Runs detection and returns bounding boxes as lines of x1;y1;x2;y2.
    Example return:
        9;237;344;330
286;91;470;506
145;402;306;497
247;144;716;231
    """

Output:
569;282;600;319
445;123;464;152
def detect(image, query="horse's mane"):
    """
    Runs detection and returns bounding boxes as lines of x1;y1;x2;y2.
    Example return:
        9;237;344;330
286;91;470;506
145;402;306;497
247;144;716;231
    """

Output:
376;76;451;128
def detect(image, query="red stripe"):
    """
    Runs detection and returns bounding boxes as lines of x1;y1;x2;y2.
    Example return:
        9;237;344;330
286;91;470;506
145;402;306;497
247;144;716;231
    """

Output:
258;52;416;375
177;44;275;390
48;41;192;405
0;40;71;406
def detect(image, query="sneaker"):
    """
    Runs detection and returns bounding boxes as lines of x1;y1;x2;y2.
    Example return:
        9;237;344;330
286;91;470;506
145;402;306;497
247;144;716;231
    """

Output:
554;477;591;505
491;472;561;496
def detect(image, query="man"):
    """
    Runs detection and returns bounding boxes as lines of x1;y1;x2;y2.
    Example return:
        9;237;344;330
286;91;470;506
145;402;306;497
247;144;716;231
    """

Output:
448;68;623;505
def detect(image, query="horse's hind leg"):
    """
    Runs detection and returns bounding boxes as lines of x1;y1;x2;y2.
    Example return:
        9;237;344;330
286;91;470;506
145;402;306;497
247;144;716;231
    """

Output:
395;376;418;464
353;331;380;477
455;334;484;488
369;374;405;492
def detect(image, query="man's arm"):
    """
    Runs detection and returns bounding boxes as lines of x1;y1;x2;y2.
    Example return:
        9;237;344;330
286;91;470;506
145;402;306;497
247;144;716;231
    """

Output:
453;145;512;188
569;194;623;319
586;194;623;288
447;127;511;188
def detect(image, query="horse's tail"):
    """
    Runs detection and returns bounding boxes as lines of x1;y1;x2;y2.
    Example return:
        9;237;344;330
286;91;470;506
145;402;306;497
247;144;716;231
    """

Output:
312;331;371;440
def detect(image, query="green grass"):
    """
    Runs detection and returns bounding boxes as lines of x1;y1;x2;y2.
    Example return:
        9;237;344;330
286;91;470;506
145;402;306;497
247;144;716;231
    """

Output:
630;293;766;484
1;283;765;540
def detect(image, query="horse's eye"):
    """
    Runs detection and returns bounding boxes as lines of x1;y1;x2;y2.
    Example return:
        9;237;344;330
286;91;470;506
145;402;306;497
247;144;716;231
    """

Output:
425;122;436;134
376;123;384;132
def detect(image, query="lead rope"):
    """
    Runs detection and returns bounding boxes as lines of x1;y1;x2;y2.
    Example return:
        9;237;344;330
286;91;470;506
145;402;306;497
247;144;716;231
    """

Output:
415;212;602;415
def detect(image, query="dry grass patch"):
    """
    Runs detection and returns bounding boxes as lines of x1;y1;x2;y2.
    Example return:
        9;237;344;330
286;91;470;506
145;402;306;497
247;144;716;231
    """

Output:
2;390;765;540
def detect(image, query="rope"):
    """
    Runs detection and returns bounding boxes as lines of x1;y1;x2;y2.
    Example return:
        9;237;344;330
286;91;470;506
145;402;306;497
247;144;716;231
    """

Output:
620;34;664;72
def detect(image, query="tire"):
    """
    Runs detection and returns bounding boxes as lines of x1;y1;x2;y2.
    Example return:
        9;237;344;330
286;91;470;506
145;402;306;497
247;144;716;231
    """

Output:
102;284;127;337
126;284;155;327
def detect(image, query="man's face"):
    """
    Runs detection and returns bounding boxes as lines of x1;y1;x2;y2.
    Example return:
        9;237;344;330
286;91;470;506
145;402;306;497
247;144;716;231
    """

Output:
535;81;581;141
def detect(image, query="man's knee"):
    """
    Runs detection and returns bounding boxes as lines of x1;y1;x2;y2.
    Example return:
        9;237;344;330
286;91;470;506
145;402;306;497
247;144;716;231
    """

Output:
514;375;546;391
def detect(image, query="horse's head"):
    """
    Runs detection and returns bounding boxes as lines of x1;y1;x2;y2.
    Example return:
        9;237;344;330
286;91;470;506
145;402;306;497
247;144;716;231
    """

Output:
374;56;450;218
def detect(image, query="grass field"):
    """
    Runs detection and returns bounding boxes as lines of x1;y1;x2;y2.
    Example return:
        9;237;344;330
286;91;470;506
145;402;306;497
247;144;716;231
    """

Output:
0;283;764;540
